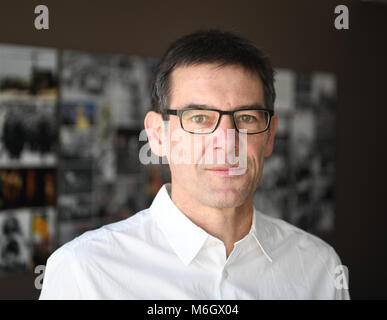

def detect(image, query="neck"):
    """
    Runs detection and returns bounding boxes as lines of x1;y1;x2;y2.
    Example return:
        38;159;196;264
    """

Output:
169;183;254;258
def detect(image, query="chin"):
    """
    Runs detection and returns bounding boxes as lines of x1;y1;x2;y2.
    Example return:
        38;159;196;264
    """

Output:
200;187;248;208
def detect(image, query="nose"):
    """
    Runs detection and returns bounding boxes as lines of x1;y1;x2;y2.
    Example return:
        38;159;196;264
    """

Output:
215;114;236;133
211;114;238;157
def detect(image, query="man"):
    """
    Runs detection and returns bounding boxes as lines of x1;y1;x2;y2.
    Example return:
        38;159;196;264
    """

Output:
40;30;349;299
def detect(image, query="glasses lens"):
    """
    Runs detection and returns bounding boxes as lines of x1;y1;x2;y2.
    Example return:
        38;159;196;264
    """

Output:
181;109;219;133
234;110;270;133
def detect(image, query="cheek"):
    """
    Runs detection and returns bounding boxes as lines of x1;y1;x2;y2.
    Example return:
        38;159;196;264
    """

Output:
167;127;198;181
167;121;191;164
247;139;267;172
169;131;209;165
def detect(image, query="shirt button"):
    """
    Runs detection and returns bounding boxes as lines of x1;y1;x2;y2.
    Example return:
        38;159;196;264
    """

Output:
223;270;229;279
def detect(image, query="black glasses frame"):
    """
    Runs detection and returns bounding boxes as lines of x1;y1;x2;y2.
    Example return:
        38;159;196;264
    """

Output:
166;107;274;134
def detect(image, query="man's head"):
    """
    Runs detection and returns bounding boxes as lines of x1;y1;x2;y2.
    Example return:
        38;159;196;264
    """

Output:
151;29;276;119
145;29;278;209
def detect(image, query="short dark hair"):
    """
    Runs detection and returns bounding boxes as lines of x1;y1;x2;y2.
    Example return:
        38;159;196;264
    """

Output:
151;29;276;120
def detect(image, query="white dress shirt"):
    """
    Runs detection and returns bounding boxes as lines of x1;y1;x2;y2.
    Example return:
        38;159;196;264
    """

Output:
40;183;350;299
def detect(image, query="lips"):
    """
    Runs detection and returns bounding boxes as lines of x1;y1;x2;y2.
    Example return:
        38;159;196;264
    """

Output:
205;165;239;171
204;165;245;177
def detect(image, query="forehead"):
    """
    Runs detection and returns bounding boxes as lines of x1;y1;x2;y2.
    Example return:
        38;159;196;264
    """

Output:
169;63;264;109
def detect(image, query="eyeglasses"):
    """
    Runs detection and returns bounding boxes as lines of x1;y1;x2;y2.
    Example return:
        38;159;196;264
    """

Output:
166;107;274;134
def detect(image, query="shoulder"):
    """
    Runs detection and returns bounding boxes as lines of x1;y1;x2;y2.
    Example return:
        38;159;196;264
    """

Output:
40;209;154;299
256;212;349;299
59;208;153;256
44;209;155;273
257;212;341;265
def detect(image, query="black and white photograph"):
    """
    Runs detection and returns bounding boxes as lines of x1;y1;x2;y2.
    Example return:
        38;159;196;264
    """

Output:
0;99;57;166
0;44;58;98
59;161;93;195
58;193;93;221
0;44;58;167
109;55;151;127
60;126;95;160
61;50;110;99
0;209;31;275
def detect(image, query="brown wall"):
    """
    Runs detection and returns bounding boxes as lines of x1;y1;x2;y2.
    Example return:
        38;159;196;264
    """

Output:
0;0;386;299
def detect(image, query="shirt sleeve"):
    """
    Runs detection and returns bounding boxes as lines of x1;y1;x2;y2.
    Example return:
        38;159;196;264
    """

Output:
39;245;82;300
329;247;350;300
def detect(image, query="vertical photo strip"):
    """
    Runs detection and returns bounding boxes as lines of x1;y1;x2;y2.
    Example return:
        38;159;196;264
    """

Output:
0;44;58;276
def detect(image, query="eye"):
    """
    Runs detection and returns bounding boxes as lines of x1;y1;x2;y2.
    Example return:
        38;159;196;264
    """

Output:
192;115;207;123
237;114;255;122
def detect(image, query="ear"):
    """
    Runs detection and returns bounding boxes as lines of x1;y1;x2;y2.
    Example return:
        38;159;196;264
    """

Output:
144;111;167;157
264;113;278;158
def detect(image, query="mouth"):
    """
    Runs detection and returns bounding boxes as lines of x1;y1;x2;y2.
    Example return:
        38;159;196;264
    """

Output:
204;165;246;177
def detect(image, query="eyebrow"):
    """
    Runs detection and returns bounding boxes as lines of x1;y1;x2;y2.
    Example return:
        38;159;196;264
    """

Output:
179;103;265;111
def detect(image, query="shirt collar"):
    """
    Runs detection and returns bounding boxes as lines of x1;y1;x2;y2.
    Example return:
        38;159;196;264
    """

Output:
151;183;273;265
250;208;274;263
